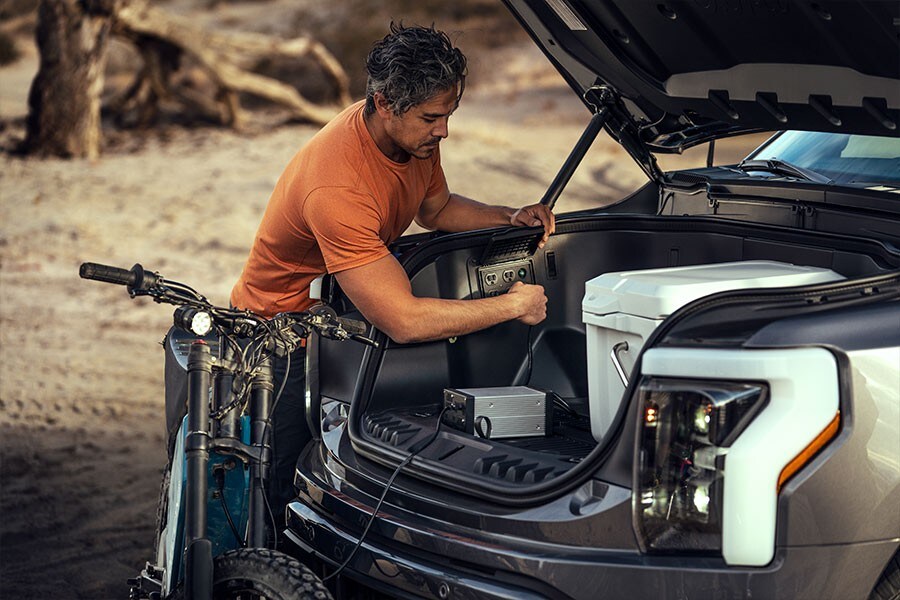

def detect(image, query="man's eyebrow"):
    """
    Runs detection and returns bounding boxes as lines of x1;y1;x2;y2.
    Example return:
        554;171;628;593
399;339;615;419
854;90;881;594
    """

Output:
421;104;458;119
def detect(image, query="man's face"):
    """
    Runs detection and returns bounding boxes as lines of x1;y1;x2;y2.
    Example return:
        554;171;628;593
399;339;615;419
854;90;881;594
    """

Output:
381;85;459;161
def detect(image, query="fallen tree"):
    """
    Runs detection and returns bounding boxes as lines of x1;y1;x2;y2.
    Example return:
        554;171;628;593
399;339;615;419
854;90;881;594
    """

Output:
109;1;351;128
24;0;352;158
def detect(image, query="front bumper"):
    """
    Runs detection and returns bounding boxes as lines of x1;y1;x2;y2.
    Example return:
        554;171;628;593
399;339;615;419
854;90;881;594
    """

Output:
287;452;895;600
287;500;547;600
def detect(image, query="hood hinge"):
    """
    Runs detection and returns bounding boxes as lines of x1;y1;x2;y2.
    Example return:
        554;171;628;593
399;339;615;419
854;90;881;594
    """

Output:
584;86;666;184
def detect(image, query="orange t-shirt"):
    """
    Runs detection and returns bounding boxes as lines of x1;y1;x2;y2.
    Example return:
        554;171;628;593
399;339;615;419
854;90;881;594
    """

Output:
230;101;449;317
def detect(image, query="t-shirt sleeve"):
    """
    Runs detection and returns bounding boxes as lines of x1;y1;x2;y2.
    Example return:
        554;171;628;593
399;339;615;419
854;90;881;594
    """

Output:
303;187;391;274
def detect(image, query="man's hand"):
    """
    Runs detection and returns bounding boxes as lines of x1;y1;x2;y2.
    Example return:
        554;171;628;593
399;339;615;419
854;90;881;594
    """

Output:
510;203;556;248
417;194;556;249
507;281;547;325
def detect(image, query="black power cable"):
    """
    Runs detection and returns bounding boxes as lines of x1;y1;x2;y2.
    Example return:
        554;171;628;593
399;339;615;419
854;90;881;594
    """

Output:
214;467;246;548
323;405;452;583
523;325;535;385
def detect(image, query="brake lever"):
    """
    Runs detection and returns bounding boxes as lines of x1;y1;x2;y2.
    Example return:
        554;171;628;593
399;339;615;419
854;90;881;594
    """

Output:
314;324;379;348
287;307;378;348
349;333;379;348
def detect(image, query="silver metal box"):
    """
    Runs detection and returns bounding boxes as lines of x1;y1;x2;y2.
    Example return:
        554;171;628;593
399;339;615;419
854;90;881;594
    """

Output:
443;386;549;439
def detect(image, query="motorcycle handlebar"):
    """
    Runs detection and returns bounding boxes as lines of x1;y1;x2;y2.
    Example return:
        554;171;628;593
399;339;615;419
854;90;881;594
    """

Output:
79;262;378;348
79;262;161;292
79;262;137;286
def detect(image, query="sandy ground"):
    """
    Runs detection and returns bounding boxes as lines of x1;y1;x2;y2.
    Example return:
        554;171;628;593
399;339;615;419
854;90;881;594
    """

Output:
0;9;765;598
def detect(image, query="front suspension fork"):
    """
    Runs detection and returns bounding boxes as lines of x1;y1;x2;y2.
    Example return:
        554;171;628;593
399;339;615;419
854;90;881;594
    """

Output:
247;357;273;548
184;340;214;599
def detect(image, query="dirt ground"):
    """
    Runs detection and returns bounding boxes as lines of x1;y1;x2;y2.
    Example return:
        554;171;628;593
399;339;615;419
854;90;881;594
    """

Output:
0;5;765;598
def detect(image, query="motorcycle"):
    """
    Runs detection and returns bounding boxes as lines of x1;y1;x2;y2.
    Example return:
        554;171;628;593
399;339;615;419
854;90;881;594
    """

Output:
79;262;377;600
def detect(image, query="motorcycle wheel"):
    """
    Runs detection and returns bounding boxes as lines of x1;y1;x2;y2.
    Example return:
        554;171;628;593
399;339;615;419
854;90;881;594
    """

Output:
175;548;333;600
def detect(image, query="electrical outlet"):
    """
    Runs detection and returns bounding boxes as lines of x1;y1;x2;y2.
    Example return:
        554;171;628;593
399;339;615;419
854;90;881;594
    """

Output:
477;259;534;297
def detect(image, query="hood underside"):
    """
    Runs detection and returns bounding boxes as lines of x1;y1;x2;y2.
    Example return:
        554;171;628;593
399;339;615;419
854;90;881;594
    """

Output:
504;0;900;152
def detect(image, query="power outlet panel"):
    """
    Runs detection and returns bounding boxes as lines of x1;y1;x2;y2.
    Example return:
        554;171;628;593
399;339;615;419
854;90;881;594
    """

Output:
477;259;534;297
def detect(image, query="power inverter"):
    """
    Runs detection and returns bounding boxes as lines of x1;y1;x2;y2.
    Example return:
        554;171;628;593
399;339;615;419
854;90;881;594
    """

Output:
443;386;549;439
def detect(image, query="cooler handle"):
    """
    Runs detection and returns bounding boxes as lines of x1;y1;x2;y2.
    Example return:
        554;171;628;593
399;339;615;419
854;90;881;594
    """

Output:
610;341;630;387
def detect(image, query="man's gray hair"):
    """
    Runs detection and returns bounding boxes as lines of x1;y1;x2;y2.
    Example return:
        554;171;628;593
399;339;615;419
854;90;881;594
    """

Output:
365;23;467;117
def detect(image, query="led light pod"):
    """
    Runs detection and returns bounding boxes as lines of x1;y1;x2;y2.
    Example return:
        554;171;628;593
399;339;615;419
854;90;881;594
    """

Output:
174;306;214;336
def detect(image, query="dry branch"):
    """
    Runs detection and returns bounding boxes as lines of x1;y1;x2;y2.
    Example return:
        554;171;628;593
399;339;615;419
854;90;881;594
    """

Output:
110;0;351;127
0;11;38;35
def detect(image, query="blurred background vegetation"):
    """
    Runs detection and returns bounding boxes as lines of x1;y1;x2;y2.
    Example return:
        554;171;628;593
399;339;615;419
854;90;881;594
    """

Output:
0;0;34;66
252;0;528;103
1;0;532;131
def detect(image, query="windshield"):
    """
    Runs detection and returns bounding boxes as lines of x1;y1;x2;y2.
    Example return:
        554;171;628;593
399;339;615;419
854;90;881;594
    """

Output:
748;131;900;187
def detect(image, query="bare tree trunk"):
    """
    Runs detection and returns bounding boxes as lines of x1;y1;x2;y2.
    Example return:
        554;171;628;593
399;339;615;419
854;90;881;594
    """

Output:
24;0;112;159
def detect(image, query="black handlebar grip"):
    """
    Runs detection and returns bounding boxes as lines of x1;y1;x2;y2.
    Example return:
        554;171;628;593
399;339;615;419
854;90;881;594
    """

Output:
337;317;369;336
79;263;137;286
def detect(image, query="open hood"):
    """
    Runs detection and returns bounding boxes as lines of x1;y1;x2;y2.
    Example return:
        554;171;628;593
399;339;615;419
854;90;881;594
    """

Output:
504;0;900;152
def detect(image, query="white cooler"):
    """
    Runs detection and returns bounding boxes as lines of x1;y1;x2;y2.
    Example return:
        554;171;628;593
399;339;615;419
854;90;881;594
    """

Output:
581;260;844;442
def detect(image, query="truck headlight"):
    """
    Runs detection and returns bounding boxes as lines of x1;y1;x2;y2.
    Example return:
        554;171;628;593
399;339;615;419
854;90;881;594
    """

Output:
634;377;768;553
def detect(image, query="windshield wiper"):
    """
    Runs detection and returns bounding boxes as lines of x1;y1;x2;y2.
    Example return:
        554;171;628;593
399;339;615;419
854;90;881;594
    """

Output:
736;158;834;184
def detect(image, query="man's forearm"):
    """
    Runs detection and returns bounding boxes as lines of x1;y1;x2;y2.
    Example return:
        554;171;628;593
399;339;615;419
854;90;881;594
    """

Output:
384;293;525;344
426;193;514;232
335;251;547;346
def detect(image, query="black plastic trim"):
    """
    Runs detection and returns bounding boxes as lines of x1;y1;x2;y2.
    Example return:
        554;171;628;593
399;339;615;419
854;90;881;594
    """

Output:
745;302;900;351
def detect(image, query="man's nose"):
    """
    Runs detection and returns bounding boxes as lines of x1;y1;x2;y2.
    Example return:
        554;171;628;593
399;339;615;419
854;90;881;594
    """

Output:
433;119;449;139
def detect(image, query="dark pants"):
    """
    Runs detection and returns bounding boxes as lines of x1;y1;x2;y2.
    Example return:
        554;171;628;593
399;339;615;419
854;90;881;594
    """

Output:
268;347;310;530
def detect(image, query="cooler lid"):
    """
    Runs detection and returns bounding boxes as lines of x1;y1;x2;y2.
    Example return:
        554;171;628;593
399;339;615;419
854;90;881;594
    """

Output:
582;260;843;319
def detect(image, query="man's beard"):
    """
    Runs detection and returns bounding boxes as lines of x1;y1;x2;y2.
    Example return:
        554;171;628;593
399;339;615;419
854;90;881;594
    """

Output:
411;139;440;159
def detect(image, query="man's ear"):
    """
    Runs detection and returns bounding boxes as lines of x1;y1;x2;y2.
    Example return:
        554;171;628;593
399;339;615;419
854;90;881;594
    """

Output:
373;93;394;120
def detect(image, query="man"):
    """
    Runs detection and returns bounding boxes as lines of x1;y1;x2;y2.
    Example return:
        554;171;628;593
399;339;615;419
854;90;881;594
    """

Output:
231;23;553;527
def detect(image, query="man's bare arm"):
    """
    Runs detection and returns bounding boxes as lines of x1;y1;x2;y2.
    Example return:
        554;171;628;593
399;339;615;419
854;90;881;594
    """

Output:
416;192;556;248
335;253;547;344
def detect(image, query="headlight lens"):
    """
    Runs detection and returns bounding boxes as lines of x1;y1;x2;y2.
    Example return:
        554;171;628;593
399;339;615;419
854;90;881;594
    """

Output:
634;377;768;553
174;306;213;336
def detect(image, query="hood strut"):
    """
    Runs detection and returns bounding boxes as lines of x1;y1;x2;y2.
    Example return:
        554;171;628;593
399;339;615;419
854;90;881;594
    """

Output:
540;87;664;211
539;90;610;211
